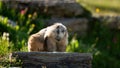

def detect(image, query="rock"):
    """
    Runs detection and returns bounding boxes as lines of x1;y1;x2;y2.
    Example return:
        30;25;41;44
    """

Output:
43;18;88;36
97;16;120;30
4;0;91;18
10;52;92;68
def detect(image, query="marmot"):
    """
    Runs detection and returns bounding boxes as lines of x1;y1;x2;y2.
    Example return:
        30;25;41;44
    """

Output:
28;23;68;52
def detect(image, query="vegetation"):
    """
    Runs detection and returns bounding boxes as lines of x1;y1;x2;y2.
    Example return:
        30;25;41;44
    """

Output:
77;0;120;16
0;1;120;68
0;1;44;67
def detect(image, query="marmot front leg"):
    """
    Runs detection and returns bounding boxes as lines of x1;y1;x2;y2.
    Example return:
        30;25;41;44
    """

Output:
57;39;67;52
44;37;57;52
57;44;66;52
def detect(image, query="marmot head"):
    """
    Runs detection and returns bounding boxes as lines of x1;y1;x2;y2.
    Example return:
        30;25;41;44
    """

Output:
45;23;68;41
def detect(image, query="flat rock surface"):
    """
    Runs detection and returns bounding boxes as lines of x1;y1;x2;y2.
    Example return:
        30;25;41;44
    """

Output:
10;52;92;68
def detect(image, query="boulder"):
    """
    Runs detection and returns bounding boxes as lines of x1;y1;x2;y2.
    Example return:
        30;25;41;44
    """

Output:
98;16;120;30
43;18;88;36
10;52;92;68
4;0;91;18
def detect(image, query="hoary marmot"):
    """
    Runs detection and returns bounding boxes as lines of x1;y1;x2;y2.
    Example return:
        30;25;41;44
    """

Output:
28;23;68;52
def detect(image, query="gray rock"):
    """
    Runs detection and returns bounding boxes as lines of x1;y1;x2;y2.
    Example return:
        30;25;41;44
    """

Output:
97;16;120;30
10;52;92;68
4;0;91;18
43;18;88;36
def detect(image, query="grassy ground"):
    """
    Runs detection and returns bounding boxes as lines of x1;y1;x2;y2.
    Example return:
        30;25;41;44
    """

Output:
77;0;120;16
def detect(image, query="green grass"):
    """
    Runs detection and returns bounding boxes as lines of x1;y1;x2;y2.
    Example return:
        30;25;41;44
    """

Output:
77;0;120;16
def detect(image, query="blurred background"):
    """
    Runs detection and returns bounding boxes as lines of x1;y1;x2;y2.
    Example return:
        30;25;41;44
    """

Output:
0;0;120;68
